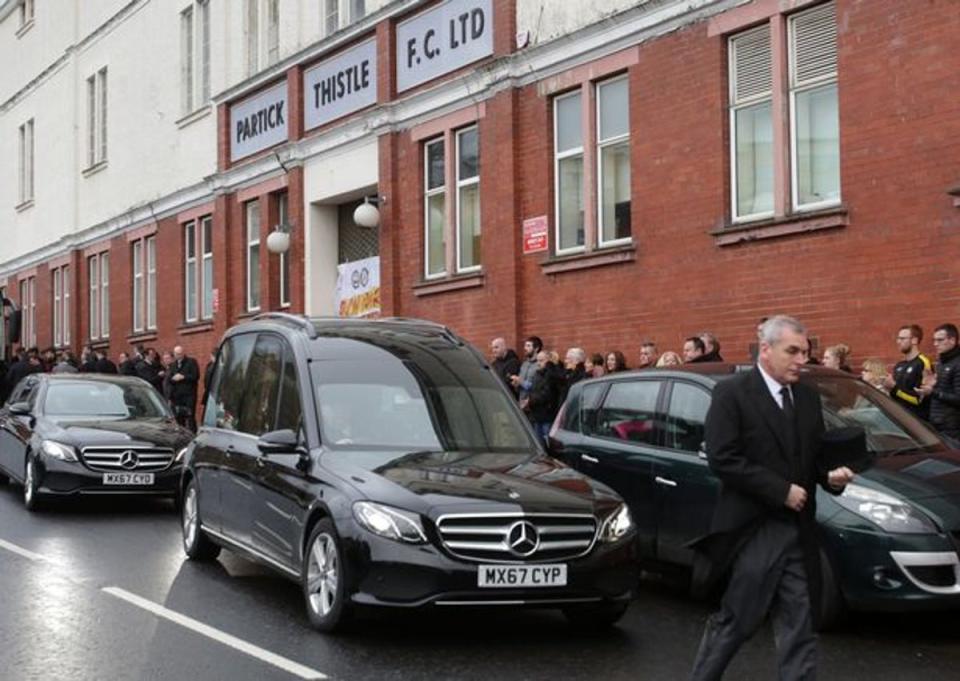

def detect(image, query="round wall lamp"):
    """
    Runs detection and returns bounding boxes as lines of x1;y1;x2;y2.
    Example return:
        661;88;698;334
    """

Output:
353;196;381;229
266;223;292;254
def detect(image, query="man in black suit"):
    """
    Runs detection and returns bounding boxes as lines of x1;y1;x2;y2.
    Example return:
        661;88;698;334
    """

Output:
169;345;199;432
690;315;855;681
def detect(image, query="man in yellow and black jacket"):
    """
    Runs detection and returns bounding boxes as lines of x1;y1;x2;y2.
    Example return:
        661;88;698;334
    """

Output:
885;324;932;420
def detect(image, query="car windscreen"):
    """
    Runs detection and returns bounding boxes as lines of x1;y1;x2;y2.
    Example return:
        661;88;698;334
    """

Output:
310;359;536;452
44;382;172;419
806;374;942;455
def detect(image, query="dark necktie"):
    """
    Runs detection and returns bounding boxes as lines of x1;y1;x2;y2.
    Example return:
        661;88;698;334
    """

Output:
780;386;795;421
780;386;800;477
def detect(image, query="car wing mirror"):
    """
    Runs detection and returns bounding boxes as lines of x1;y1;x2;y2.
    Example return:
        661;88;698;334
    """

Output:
697;441;708;460
9;402;31;417
257;429;301;456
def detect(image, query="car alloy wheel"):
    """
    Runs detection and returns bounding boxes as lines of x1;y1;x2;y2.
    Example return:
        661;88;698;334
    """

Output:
181;481;220;561
303;519;351;633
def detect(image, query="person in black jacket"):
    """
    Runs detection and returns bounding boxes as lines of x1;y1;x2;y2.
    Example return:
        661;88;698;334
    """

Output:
169;345;200;431
525;351;562;441
690;315;854;681
4;349;42;397
135;348;165;394
559;347;587;406
94;350;118;374
699;332;724;362
918;323;960;444
884;324;932;420
490;337;521;397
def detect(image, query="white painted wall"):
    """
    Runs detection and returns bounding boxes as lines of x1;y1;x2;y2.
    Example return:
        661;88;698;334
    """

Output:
516;0;653;46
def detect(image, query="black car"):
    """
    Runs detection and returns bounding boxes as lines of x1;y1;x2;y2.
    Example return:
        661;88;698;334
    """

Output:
180;314;637;632
0;374;195;510
549;365;960;626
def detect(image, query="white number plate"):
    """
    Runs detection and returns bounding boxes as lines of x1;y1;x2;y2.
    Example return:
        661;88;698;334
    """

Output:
478;564;567;588
102;473;155;485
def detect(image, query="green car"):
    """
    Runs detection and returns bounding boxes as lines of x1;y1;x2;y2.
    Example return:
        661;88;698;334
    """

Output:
548;364;960;626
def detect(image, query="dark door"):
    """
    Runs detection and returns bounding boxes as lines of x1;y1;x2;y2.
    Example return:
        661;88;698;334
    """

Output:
566;378;666;559
0;379;39;481
654;380;720;566
197;333;256;541
251;339;312;571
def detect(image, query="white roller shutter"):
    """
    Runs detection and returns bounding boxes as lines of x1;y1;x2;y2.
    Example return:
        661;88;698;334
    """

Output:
730;25;772;105
790;2;837;88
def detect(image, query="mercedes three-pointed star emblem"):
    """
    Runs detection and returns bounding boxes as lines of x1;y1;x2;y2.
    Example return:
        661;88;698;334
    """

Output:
506;520;540;557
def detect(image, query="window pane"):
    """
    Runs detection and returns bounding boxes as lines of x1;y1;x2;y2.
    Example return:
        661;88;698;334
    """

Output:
203;257;214;318
187;261;197;321
600;141;631;242
238;334;283;436
556;93;582;152
202;217;213;254
426;193;446;276
596;380;662;445
247;202;260;242
458;184;480;269
426;140;445;190
457;128;478;180
211;334;256;431
186;223;196;259
666;382;710;453
735;101;774;217
89;257;98;336
598;78;629;141
324;0;339;35
276;349;303;432
557;155;584;250
795;83;840;207
249;243;261;309
100;254;110;337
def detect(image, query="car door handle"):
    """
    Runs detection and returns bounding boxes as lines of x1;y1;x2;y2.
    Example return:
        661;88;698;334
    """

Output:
655;476;678;488
581;454;599;464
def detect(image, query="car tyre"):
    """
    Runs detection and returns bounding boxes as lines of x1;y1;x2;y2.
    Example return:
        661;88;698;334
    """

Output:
817;548;845;631
562;601;630;629
23;455;43;512
303;519;353;633
181;480;221;561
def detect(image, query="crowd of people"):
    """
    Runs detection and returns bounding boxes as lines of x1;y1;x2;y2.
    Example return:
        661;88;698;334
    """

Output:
0;343;216;432
489;320;960;445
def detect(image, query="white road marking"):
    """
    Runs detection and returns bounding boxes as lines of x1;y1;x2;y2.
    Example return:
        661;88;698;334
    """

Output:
102;586;327;680
0;536;49;563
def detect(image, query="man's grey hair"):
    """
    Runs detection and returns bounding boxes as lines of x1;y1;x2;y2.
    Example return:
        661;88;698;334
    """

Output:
759;315;807;345
567;347;586;363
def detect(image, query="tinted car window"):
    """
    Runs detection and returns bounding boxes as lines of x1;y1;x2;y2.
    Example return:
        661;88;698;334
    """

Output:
311;359;533;452
665;382;710;454
276;344;303;433
238;334;283;436
579;382;606;435
208;333;256;431
595;380;662;445
44;382;171;419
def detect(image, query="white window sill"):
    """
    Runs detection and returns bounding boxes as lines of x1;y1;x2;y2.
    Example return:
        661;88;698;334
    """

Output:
176;105;213;129
82;161;108;178
15;19;34;39
712;206;848;247
15;199;35;213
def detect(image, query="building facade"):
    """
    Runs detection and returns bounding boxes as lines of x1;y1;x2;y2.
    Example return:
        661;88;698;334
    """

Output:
2;0;959;376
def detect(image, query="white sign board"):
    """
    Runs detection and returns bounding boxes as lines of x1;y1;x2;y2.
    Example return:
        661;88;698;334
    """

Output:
304;39;378;130
335;256;381;318
230;82;289;162
396;0;494;93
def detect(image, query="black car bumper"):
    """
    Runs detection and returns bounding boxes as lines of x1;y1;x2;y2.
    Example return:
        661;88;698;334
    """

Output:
340;521;638;609
35;456;182;497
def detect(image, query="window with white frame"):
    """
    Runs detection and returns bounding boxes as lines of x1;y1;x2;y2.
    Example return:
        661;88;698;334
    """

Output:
246;201;261;311
727;1;839;222
180;6;194;113
277;193;290;307
554;91;585;253
184;217;214;322
18;118;34;205
199;0;211;102
88;253;109;340
423;138;446;278
323;0;339;37
456;127;481;271
789;3;839;210
86;68;108;168
19;0;34;29
19;276;35;348
246;0;260;76
131;237;156;333
729;26;774;221
52;265;71;348
350;0;366;22
266;0;280;65
597;76;631;245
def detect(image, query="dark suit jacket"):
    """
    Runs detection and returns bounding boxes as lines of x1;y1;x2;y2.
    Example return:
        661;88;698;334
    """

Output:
691;367;840;624
169;356;199;408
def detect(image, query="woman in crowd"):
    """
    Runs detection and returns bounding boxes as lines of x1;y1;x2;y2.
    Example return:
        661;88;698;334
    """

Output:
823;343;853;373
656;351;684;368
605;351;628;374
584;353;606;378
860;358;888;390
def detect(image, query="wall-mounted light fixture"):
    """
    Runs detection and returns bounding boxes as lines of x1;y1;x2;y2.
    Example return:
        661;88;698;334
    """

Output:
266;220;292;254
353;196;382;229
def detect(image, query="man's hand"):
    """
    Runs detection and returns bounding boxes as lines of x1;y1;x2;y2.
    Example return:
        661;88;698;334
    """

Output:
784;484;808;512
827;466;855;490
881;375;895;390
509;374;521;387
172;373;185;382
916;368;937;397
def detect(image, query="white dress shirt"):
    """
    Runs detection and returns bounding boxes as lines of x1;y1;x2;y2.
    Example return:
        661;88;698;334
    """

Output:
757;363;793;410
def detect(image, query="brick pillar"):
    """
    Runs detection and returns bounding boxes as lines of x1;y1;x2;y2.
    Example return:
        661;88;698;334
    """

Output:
287;166;306;314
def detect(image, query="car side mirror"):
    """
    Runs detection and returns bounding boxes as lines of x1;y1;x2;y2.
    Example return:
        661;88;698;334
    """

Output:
697;441;708;460
9;402;31;417
257;429;301;456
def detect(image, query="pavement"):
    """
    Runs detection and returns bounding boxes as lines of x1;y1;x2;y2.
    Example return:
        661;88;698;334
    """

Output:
0;484;958;681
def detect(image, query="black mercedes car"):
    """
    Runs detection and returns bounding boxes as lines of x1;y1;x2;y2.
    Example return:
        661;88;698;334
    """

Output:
0;373;195;510
180;314;638;632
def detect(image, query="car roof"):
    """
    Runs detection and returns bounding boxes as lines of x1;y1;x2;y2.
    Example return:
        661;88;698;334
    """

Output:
576;363;858;389
37;373;151;386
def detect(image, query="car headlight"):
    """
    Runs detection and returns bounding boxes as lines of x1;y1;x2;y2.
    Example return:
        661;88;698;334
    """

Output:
40;440;78;462
599;504;634;543
353;501;427;544
174;446;188;463
835;483;938;534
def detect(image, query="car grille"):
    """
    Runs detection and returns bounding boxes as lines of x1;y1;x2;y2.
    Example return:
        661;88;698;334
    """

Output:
80;446;174;472
905;565;958;589
435;513;598;564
